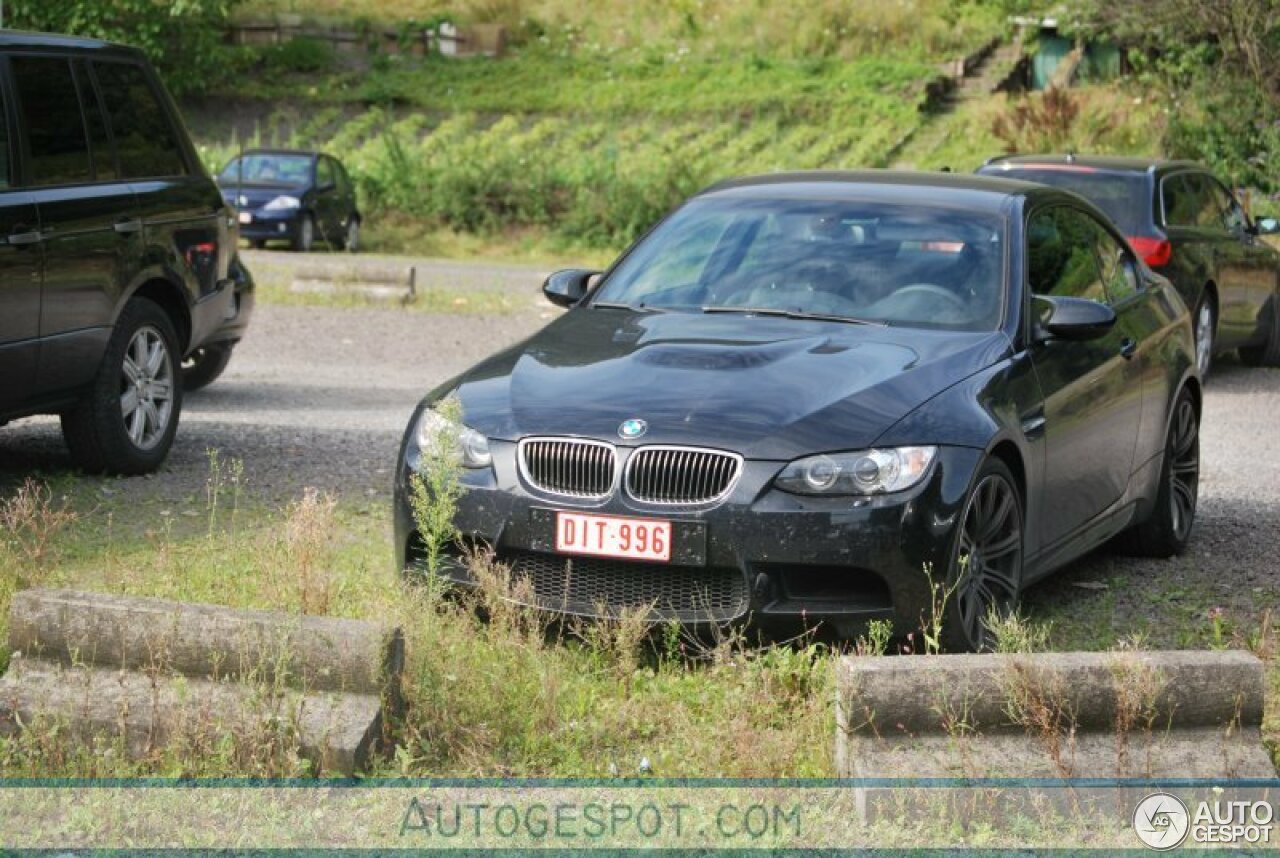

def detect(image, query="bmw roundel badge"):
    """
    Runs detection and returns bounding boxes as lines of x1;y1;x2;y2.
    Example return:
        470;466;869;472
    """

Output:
618;418;648;439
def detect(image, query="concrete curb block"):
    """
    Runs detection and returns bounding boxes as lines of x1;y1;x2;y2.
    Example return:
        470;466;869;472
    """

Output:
0;589;405;774
291;262;416;303
836;650;1275;780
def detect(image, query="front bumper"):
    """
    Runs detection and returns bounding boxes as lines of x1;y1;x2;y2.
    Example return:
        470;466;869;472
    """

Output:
393;436;984;637
238;209;301;242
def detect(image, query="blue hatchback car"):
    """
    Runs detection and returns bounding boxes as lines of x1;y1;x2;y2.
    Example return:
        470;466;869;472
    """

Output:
218;148;361;252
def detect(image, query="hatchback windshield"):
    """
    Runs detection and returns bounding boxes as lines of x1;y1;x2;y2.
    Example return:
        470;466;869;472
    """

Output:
593;197;1007;331
219;153;313;187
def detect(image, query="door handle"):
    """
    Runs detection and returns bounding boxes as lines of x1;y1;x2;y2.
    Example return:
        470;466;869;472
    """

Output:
1119;337;1137;359
113;218;143;235
6;229;42;246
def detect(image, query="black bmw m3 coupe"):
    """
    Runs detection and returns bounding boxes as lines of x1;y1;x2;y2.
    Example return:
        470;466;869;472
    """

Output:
394;172;1201;651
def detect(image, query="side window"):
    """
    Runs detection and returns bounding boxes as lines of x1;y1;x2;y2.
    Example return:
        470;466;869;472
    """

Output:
1091;221;1139;303
1207;178;1247;233
0;82;10;188
1163;173;1220;229
92;61;186;179
11;56;93;186
334;160;352;194
1027;207;1107;302
75;62;118;181
316;156;335;188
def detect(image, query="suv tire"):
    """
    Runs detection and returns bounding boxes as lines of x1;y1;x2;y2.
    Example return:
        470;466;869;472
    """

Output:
61;297;183;474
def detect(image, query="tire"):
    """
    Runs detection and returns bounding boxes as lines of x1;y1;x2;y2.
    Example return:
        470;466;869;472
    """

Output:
1238;298;1280;367
61;297;183;475
249;239;266;250
182;342;234;392
1192;293;1216;378
343;216;360;253
1116;388;1199;557
293;214;315;252
940;457;1024;652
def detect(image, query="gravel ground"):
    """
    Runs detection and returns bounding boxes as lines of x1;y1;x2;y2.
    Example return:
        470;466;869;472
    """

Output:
2;267;1278;644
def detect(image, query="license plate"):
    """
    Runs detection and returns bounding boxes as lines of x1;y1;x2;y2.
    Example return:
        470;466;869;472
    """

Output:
238;211;252;224
555;511;672;563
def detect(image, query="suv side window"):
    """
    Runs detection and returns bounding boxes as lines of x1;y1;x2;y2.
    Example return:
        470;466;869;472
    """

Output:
1027;207;1107;302
1207;177;1248;233
11;56;93;186
92;61;186;179
0;81;10;188
1163;173;1220;229
1091;222;1139;303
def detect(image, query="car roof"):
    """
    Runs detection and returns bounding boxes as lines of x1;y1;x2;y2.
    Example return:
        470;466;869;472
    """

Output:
981;154;1204;176
0;28;144;59
238;148;321;158
696;170;1056;214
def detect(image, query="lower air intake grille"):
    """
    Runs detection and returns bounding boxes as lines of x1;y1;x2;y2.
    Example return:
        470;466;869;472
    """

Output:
500;550;749;623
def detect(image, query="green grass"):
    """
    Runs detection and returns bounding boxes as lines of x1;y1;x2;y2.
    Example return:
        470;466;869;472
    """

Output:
0;465;833;778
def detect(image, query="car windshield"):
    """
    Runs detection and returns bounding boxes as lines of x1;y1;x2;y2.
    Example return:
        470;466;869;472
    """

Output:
593;197;1007;331
219;153;313;187
982;167;1148;234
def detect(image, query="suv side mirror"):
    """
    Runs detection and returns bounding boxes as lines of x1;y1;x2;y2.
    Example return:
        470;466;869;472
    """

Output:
1034;295;1117;341
542;269;600;308
1255;217;1280;236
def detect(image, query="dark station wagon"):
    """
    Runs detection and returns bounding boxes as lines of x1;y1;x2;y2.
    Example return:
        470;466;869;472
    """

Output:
979;155;1280;375
0;31;245;473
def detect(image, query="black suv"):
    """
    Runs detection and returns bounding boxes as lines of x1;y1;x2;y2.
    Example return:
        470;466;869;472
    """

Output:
0;31;244;473
979;155;1280;375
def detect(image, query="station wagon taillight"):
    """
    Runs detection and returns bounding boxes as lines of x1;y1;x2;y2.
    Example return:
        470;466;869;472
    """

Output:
1127;236;1173;268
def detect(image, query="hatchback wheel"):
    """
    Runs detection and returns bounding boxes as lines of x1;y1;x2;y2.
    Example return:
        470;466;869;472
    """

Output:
344;217;360;253
293;214;315;252
61;297;182;474
943;458;1024;652
1117;388;1199;557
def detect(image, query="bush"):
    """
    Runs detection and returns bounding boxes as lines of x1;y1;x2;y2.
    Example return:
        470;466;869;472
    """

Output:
6;0;242;97
262;37;335;74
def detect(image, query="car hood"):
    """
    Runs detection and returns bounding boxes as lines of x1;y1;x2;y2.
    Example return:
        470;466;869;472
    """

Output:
218;181;305;210
452;309;1011;460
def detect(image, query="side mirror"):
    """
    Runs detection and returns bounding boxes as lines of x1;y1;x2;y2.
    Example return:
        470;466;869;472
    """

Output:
1255;217;1280;236
542;268;600;308
317;181;336;193
1034;295;1117;341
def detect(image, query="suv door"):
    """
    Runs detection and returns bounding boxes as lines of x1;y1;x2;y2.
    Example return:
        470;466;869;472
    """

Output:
0;65;42;413
92;58;227;349
1027;204;1143;548
9;53;143;397
1204;176;1279;348
1162;170;1255;349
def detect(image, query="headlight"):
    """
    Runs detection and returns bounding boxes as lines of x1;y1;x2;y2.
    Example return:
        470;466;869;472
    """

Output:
414;409;492;469
774;446;937;496
263;195;301;211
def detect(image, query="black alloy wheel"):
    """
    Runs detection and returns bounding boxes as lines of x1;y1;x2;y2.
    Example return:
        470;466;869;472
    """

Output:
946;458;1024;652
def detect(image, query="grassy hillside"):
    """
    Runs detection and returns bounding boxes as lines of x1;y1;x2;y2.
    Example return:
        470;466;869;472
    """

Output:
186;1;1023;255
190;1;1168;257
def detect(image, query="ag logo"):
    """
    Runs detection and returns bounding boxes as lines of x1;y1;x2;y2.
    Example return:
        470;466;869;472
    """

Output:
618;418;647;439
1133;792;1190;850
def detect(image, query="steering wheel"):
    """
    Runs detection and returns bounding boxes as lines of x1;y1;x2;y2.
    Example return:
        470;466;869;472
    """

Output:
884;283;969;314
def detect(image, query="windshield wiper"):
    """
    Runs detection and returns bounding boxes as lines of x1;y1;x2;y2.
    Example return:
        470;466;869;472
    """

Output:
592;301;666;313
700;306;884;326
